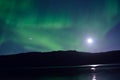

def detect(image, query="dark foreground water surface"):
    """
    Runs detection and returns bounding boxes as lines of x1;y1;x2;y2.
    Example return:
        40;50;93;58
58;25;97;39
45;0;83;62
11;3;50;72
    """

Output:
0;65;120;80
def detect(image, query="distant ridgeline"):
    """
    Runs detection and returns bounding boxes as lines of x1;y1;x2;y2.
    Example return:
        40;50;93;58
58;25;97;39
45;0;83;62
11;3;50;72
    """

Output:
0;50;120;67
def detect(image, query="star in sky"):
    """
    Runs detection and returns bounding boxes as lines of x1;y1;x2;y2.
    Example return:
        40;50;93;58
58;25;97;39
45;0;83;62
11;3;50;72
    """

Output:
28;37;33;40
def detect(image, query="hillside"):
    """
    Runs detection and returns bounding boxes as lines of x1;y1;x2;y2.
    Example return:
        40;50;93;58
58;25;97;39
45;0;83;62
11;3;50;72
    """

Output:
0;50;120;68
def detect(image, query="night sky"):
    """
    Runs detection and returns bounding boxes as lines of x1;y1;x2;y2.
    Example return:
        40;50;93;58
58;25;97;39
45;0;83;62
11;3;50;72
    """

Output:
0;0;120;55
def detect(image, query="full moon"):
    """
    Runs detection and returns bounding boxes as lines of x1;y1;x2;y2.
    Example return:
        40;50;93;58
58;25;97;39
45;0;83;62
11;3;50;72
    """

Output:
86;37;93;44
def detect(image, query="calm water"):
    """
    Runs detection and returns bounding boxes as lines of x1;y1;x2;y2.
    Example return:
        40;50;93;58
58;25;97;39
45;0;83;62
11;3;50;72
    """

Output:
0;65;120;80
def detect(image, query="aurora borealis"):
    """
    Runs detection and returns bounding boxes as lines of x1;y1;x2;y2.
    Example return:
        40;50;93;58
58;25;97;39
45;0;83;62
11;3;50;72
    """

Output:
0;0;120;54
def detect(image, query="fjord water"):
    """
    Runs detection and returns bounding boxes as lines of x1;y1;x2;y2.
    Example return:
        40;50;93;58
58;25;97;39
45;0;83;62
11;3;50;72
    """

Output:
0;66;120;80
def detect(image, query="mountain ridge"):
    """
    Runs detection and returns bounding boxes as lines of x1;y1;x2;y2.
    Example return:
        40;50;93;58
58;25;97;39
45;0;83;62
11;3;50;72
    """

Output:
0;50;120;68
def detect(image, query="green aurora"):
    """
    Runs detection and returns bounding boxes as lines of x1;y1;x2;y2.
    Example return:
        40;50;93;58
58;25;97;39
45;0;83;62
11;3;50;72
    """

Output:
0;0;120;54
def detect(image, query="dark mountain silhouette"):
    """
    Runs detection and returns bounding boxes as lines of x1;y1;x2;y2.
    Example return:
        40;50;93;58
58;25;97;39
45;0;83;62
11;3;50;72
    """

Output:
0;50;120;76
0;50;120;68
